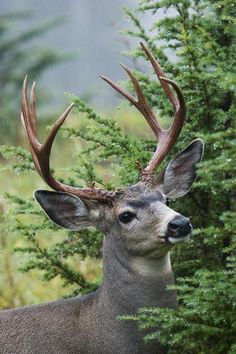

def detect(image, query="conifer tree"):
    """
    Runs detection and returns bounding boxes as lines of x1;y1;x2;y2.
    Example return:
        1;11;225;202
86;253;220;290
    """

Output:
120;0;236;352
0;1;235;351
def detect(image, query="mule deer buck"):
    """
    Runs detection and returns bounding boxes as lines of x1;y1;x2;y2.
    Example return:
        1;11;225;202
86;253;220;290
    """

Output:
0;43;203;354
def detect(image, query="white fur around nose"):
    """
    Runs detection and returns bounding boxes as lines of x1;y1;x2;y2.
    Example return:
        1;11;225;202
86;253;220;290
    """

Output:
154;202;180;237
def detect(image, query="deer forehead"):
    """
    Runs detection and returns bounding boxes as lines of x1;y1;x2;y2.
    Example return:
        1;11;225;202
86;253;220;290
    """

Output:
114;192;166;215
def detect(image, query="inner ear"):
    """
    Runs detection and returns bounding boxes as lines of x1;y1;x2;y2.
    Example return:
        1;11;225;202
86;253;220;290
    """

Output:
34;190;94;231
156;139;204;199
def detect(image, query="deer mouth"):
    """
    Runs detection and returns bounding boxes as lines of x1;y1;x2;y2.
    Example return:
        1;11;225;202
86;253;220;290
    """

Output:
165;233;192;244
158;233;191;244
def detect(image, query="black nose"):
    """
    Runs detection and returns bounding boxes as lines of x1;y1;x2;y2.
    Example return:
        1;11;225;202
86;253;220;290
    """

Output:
167;216;192;238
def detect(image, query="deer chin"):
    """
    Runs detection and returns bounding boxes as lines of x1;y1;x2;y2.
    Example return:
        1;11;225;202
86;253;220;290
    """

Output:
145;247;172;260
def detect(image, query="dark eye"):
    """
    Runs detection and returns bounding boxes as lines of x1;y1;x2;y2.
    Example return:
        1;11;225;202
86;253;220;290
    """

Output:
118;211;136;224
166;198;170;207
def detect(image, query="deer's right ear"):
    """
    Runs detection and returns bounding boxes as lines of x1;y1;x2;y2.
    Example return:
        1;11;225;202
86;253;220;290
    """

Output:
34;190;95;230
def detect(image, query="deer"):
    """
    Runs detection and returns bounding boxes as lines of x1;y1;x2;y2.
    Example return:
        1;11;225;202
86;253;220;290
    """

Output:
0;43;203;354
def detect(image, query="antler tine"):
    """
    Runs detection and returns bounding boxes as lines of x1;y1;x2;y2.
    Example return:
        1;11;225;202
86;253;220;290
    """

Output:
22;76;41;151
161;77;186;134
140;42;178;110
142;77;186;179
21;78;115;202
29;81;38;135
99;74;137;106
100;65;161;139
42;103;75;157
100;43;186;184
21;76;43;177
34;101;75;184
21;108;43;178
120;64;162;137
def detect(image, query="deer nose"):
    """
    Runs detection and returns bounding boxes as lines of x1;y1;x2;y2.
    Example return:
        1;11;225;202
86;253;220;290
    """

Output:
167;216;192;238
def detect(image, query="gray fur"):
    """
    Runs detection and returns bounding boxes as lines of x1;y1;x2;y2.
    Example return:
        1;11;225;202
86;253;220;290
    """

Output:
0;140;204;354
157;139;204;198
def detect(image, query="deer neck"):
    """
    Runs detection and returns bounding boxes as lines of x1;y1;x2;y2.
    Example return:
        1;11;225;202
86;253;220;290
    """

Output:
99;233;178;313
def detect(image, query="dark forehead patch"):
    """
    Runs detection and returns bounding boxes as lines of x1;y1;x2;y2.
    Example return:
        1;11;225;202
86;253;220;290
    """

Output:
126;192;166;208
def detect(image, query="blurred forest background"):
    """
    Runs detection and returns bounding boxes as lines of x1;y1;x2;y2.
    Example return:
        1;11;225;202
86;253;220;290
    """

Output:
0;0;147;306
0;0;153;108
0;0;235;353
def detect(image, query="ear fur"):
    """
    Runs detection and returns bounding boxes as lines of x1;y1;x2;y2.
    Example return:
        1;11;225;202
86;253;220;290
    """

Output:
157;139;204;199
34;190;94;230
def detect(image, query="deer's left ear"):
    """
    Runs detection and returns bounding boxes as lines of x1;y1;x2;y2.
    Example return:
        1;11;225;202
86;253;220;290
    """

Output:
156;139;204;199
34;190;100;230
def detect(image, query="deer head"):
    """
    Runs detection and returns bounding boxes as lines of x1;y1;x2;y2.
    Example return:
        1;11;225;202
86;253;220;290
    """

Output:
21;43;203;261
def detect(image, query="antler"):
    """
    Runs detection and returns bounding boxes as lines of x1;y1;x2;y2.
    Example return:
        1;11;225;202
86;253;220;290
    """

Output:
100;42;186;184
21;76;115;201
21;44;185;198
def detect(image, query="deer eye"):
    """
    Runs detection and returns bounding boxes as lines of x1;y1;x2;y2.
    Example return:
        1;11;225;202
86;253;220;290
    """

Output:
118;211;136;224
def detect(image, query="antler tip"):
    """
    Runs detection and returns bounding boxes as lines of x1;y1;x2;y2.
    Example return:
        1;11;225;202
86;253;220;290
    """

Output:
99;74;115;88
69;102;75;110
23;75;28;91
140;42;150;54
120;63;129;72
121;63;136;81
99;74;108;82
140;41;145;49
20;112;26;128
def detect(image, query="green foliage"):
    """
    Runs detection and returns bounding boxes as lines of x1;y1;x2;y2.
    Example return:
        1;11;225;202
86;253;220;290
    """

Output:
0;1;235;351
123;256;236;353
64;95;152;186
2;186;102;297
0;11;72;307
120;0;236;352
1;103;152;298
